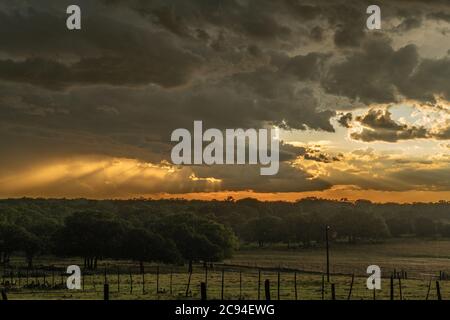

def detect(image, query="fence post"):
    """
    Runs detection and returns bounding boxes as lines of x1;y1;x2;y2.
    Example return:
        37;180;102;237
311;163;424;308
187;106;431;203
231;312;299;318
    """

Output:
82;269;85;291
129;270;133;294
436;281;442;300
257;269;261;300
425;279;432;300
321;274;325;300
104;283;109;301
142;266;145;295
200;282;207;301
185;269;192;297
1;289;7;300
156;266;160;294
169;269;173;295
204;264;208;288
398;278;403;300
390;276;394;300
221;269;225;300
117;267;120;293
347;273;354;300
239;271;242;300
331;283;336;300
277;272;280;300
294;272;298;300
264;279;271;301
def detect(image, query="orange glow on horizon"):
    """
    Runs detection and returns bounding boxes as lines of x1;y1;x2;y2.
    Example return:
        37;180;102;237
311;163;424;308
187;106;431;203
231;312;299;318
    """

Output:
147;188;450;204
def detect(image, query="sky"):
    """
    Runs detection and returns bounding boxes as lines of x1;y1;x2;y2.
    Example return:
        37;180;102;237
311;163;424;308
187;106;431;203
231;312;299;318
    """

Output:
0;0;449;203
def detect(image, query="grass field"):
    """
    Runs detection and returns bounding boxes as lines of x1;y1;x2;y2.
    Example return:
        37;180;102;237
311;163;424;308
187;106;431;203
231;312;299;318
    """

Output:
3;238;450;300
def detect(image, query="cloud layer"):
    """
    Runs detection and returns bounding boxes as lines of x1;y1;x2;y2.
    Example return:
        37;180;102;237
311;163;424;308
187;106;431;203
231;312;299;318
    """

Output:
0;0;449;198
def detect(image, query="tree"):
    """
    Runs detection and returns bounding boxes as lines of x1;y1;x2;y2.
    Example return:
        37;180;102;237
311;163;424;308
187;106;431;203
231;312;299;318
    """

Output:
157;213;237;270
241;216;284;247
120;228;181;272
385;217;412;237
330;209;389;243
19;230;43;268
53;211;126;269
414;217;436;237
0;223;26;264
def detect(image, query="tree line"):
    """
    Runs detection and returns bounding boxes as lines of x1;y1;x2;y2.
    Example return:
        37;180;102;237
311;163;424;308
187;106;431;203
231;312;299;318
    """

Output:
0;198;449;266
0;211;237;269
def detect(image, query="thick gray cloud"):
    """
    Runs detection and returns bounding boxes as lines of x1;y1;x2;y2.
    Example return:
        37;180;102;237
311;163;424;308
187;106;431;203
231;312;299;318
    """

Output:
0;0;449;196
350;108;450;142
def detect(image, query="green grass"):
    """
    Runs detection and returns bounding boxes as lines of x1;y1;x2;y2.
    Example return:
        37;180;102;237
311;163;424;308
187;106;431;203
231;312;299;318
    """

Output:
3;238;450;300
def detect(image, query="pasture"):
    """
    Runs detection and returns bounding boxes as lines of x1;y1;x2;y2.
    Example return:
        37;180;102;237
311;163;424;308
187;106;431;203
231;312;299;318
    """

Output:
2;238;450;300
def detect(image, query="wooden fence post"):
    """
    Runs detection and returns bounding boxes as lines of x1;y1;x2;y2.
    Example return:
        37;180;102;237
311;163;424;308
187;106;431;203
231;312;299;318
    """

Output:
277;272;280;300
185;269;192;297
117;267;120;292
200;282;207;301
264;279;271;301
257;270;261;300
347;273;354;300
425;279;432;300
169;269;173;295
204;264;208;288
321;274;325;300
436;281;442;300
294;272;298;300
221;268;225;300
239;271;242;300
390;276;394;300
142;266;145;294
129;270;133;294
156;266;160;294
1;289;7;300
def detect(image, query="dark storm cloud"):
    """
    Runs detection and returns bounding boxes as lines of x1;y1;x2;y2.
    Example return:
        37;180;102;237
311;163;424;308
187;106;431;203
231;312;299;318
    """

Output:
0;0;449;195
337;112;353;128
191;163;331;193
0;7;202;89
428;12;450;23
303;150;341;163
349;109;450;142
395;17;423;32
398;57;450;103
323;36;420;104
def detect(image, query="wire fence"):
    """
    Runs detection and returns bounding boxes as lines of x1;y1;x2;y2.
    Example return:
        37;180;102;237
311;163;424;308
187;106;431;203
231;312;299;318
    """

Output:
1;263;449;300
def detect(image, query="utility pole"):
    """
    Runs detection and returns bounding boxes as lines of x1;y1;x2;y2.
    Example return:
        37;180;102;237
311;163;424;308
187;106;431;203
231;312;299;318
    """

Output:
325;225;330;282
